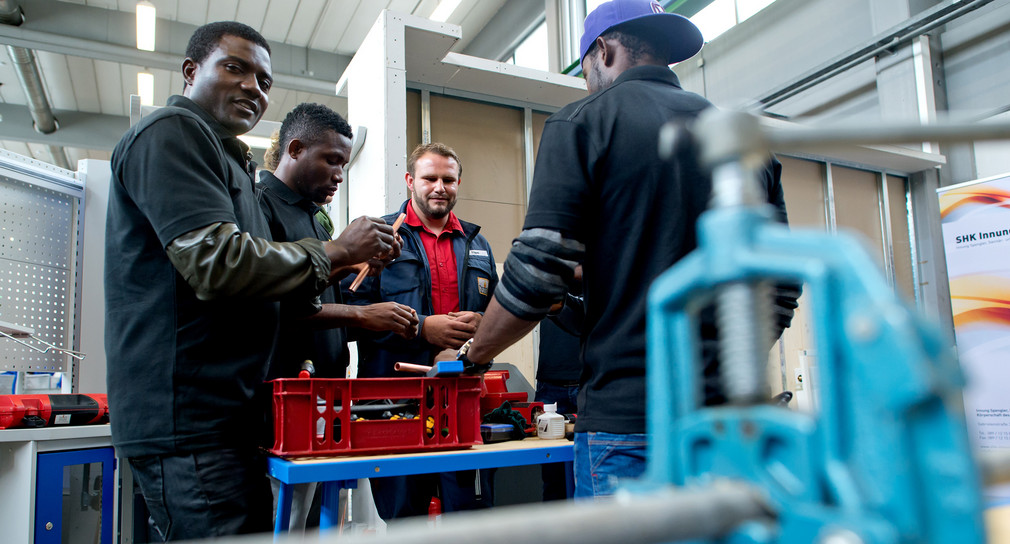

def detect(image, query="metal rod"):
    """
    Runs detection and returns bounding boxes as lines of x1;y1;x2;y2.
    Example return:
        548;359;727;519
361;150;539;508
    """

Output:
393;362;431;374
905;179;922;309
758;0;994;108
0;329;87;360
716;282;771;404
261;481;770;544
825;162;837;234
879;172;896;289
421;89;431;145
709;161;764;208
768;121;1010;151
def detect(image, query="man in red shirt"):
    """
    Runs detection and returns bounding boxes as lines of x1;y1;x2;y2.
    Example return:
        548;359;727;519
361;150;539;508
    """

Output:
346;142;498;519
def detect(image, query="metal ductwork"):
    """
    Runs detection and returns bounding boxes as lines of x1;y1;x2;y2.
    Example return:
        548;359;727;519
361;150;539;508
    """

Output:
0;0;20;25
8;46;58;134
0;0;72;170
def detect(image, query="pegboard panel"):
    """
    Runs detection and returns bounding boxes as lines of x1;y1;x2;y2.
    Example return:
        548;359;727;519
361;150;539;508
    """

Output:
0;172;79;372
0;175;76;266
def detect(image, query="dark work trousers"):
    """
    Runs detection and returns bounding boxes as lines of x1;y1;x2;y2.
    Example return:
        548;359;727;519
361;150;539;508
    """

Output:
369;469;495;520
534;380;579;501
128;447;273;540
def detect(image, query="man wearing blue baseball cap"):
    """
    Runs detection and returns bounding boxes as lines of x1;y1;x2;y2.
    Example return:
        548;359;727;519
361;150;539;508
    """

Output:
446;0;797;498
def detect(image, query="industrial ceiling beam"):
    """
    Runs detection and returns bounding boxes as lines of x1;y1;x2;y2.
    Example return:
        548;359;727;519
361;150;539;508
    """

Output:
0;0;543;157
0;103;128;151
0;0;71;169
0;0;352;96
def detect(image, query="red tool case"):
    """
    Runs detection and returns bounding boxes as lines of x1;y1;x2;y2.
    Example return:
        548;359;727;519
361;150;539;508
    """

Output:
0;394;109;429
270;377;482;457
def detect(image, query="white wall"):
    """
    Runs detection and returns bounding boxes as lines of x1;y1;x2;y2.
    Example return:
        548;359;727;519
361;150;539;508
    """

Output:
670;0;1010;334
676;0;1010;184
78;159;111;394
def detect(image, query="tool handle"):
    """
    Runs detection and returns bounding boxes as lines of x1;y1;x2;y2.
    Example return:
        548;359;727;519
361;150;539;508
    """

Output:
349;213;406;292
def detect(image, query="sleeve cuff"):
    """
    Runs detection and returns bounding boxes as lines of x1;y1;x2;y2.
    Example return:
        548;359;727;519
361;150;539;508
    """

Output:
293;238;331;294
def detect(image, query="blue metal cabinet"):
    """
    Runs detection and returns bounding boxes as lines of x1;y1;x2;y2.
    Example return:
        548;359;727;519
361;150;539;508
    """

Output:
34;447;115;544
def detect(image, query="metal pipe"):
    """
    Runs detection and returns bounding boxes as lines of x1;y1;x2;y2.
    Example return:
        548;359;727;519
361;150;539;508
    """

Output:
904;179;922;309
7;45;57;134
0;1;72;170
716;281;773;404
688;110;779;404
262;481;771;544
768;120;1010;151
825;163;837;234
393;362;431;374
0;0;21;25
46;145;71;171
758;0;995;109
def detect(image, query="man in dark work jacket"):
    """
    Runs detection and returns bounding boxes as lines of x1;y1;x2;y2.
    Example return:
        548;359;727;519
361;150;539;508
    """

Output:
258;102;418;382
453;0;799;499
346;142;498;519
104;22;398;540
257;102;418;529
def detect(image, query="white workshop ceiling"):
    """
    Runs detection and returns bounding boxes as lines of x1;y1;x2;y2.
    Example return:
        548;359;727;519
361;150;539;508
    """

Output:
0;0;512;167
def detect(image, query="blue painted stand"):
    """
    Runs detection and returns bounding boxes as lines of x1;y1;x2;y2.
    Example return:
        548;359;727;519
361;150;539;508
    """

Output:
268;439;573;535
646;204;984;544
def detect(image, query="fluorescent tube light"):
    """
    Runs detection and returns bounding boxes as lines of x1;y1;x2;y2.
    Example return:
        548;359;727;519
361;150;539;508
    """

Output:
136;1;156;51
137;72;154;106
430;0;461;22
238;135;273;149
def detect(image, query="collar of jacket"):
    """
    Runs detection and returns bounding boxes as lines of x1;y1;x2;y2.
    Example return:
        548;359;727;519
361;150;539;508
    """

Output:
258;170;319;213
166;95;252;168
394;198;481;239
611;64;684;89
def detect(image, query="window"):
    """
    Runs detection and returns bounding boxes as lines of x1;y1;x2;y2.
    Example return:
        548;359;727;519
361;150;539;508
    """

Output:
568;0;779;74
507;21;549;71
692;0;776;42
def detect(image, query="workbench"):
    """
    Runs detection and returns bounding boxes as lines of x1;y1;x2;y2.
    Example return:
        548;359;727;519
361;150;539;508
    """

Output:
0;424;116;544
267;437;573;534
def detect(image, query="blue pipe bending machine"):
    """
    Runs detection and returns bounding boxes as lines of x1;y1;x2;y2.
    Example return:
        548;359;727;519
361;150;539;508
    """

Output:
645;109;985;544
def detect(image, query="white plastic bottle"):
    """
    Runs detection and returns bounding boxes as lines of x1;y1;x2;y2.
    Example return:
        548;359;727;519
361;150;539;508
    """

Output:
536;403;566;439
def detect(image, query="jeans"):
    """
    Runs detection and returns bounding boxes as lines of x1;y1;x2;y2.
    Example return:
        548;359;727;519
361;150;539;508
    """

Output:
534;381;579;415
573;431;647;498
128;447;273;540
535;381;579;500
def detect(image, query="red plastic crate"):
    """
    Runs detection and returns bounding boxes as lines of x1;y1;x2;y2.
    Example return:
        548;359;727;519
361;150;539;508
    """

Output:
480;370;528;415
269;377;482;458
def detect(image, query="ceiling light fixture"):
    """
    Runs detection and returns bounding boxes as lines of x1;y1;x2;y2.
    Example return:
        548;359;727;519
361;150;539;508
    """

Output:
429;0;462;22
136;1;156;51
238;135;273;149
137;72;154;106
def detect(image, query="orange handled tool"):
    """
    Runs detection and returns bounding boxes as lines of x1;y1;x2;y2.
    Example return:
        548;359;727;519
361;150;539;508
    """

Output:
349;212;406;292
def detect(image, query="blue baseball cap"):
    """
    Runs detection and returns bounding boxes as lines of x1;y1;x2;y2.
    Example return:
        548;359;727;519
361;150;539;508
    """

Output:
579;0;704;65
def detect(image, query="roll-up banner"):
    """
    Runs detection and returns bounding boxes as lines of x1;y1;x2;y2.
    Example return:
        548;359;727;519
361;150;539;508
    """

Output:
938;172;1010;449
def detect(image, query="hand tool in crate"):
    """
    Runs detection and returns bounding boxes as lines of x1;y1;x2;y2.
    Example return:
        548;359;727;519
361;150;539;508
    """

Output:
394;363;544;436
0;394;109;429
